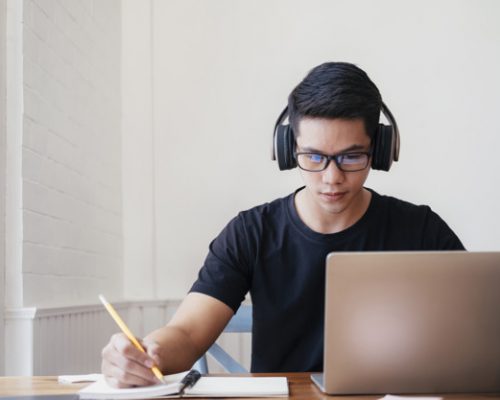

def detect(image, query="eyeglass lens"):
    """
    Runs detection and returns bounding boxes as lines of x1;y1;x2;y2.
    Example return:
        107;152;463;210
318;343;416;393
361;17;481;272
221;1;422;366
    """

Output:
296;152;369;172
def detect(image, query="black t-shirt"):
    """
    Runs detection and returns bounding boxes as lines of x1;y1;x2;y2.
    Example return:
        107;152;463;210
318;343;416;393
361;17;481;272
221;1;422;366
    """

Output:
190;187;464;372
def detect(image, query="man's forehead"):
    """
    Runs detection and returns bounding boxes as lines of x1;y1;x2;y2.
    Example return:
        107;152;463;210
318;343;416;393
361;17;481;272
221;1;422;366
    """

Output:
297;116;368;134
296;117;369;139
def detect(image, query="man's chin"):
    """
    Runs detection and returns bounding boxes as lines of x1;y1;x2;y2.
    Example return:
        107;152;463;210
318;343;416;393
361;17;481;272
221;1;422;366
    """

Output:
318;199;349;215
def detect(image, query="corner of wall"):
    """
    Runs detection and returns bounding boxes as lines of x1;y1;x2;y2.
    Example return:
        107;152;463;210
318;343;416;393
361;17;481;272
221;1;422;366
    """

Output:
0;0;7;376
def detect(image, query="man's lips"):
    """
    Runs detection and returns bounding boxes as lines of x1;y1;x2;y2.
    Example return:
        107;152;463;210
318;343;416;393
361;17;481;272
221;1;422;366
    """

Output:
320;191;347;201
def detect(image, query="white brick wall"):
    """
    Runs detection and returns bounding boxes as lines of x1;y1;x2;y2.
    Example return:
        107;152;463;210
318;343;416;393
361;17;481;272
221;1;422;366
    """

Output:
22;0;122;306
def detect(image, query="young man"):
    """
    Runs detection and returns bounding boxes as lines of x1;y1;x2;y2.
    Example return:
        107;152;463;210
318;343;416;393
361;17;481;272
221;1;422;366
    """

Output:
101;62;464;387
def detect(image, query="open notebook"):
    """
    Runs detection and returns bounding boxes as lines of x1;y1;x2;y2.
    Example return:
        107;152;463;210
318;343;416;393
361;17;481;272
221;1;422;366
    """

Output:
79;372;289;399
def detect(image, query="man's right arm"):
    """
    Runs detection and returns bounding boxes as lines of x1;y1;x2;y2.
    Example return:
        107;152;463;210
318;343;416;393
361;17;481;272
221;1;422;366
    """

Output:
101;292;234;387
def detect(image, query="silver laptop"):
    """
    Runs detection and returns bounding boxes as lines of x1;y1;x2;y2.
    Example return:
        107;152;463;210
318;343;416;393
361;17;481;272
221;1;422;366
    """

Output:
311;251;500;394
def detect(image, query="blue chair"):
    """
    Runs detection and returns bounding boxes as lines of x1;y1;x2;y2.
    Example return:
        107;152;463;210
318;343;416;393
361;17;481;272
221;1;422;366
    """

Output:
194;304;252;373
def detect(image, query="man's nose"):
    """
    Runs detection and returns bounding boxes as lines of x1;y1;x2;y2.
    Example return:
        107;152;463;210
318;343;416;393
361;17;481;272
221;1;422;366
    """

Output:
322;160;345;184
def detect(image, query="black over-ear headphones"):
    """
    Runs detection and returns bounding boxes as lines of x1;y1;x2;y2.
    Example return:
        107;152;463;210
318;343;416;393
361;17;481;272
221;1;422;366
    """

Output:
272;102;400;171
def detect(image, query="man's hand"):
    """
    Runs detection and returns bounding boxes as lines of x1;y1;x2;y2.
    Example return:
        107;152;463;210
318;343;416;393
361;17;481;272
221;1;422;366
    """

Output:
101;333;162;388
100;293;234;387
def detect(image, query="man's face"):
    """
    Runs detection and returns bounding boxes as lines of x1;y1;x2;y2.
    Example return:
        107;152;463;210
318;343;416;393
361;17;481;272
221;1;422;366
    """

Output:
295;117;372;218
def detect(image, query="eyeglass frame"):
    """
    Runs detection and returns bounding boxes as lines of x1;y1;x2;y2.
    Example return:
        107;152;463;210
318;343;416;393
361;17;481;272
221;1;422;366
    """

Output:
294;150;372;172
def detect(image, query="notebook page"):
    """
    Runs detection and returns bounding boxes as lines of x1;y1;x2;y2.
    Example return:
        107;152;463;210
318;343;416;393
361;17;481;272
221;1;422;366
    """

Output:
185;376;289;397
79;373;187;400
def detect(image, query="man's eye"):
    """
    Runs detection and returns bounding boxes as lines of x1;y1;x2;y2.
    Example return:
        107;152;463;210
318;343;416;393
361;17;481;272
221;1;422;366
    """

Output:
342;153;365;163
308;154;325;163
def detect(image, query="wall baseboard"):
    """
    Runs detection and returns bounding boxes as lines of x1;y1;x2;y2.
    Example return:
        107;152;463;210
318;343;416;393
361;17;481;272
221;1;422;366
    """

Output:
4;300;180;375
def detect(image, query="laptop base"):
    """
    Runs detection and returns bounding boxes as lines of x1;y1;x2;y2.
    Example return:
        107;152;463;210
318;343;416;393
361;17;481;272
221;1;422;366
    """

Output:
310;373;325;393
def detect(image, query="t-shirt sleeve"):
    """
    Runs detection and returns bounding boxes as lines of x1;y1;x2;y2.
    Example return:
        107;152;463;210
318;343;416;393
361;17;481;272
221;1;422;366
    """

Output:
189;213;253;313
422;207;465;250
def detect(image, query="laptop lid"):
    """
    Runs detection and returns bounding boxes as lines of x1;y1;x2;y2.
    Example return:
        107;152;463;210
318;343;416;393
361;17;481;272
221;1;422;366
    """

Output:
319;251;500;394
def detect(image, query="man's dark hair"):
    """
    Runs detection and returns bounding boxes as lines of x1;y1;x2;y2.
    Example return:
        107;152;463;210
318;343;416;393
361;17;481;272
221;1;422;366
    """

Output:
288;62;382;140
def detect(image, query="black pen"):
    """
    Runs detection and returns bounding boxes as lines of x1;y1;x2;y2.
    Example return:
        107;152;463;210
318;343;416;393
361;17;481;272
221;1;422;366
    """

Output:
178;369;202;396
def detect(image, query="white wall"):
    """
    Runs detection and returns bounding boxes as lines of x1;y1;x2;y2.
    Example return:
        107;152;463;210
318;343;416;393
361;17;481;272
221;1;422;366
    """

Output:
121;0;156;299
14;0;123;307
0;0;7;375
121;0;500;299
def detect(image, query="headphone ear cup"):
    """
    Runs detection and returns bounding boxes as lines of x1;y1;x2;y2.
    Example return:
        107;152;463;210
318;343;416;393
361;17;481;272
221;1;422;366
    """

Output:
372;124;395;171
276;125;297;170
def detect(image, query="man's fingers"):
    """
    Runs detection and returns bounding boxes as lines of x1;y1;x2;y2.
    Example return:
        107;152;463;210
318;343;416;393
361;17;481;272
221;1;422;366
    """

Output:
112;333;158;370
112;338;158;381
142;339;162;367
101;333;159;388
103;361;157;388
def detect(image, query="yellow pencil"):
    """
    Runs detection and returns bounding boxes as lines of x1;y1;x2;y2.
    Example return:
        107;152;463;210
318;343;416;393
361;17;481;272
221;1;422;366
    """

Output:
99;294;165;383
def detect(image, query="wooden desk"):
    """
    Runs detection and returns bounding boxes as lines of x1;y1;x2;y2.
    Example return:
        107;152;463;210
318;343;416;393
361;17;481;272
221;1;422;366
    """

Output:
0;374;499;399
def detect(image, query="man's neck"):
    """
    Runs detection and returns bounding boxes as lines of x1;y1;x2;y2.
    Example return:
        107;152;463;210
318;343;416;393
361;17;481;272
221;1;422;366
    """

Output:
294;187;372;234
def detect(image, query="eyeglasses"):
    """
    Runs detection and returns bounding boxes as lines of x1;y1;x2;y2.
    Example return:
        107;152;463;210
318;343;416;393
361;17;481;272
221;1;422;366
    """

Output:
295;151;371;172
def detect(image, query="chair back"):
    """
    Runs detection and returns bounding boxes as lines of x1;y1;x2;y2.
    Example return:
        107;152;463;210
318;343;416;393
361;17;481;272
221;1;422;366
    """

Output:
194;304;252;373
